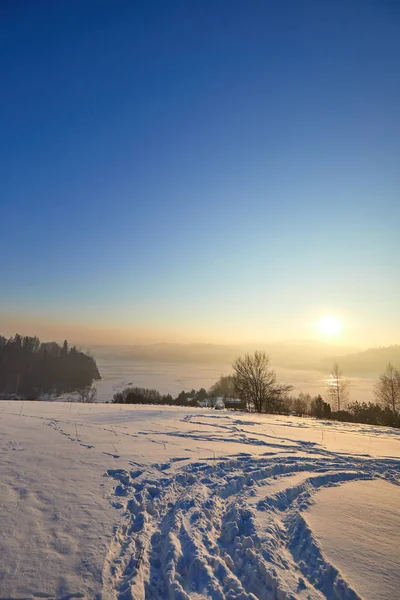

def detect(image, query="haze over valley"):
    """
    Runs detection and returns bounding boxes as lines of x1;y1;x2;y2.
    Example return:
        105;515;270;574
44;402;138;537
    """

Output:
1;2;399;599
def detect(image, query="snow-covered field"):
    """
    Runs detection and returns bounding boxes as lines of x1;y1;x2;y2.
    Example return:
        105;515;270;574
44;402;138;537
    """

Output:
0;402;399;600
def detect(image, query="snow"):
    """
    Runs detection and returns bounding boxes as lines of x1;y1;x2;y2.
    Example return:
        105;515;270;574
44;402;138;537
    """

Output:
0;401;399;599
305;479;400;600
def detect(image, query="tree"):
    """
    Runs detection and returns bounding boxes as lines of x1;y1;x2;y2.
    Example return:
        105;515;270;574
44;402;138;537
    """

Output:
77;386;97;403
374;363;400;414
310;395;331;419
194;388;208;404
232;351;292;413
209;375;235;399
112;392;125;404
207;396;218;408
175;390;188;406
62;339;69;356
292;392;311;416
123;387;162;404
327;363;349;411
161;393;174;405
0;333;99;399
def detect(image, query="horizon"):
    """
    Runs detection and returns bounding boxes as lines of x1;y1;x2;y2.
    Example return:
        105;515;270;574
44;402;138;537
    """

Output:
1;1;399;348
1;2;399;589
0;317;385;351
0;313;397;350
3;326;399;359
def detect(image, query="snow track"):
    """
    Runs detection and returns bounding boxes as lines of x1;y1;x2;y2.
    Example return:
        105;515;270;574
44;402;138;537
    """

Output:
103;415;400;600
1;404;399;599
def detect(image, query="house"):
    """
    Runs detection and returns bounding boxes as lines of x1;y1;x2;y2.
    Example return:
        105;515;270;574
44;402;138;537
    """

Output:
223;397;248;411
207;397;247;411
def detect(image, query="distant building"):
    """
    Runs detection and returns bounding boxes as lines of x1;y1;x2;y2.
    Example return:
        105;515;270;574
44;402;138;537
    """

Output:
207;397;248;411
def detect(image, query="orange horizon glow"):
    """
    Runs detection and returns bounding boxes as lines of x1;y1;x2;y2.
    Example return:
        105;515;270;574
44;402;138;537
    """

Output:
1;310;398;350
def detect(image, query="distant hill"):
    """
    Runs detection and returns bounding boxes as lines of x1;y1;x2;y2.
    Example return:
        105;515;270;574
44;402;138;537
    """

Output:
91;340;357;370
91;341;400;376
322;345;400;375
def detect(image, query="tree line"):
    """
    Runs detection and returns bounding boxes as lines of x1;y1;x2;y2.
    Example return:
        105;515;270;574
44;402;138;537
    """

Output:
111;351;400;428
112;386;209;406
0;334;100;399
230;352;400;427
4;337;398;428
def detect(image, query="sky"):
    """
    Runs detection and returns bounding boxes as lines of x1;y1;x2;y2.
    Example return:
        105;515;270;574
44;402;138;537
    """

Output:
1;0;399;347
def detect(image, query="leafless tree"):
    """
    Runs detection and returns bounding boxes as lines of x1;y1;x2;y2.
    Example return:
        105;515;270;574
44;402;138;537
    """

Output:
77;386;97;403
374;363;400;414
232;351;292;413
327;363;349;411
209;375;235;399
293;392;311;416
207;396;218;408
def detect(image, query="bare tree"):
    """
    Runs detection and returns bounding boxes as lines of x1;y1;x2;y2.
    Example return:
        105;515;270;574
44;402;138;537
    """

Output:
77;386;97;403
232;351;292;413
292;392;311;416
209;375;235;399
327;363;349;411
374;363;400;414
207;396;218;408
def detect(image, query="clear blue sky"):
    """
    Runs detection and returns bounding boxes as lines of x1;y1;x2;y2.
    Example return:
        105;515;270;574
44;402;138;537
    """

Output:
1;1;399;345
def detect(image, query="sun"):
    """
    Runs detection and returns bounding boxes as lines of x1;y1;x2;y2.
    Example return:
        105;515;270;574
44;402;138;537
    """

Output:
317;315;342;337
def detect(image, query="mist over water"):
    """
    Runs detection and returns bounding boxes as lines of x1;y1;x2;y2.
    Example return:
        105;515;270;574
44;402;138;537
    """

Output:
92;357;375;405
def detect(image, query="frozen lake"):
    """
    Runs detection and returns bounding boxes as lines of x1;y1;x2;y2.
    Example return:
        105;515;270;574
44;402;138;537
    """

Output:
89;358;376;404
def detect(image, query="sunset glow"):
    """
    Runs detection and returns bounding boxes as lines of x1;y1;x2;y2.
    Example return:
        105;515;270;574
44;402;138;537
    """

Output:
317;316;343;337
